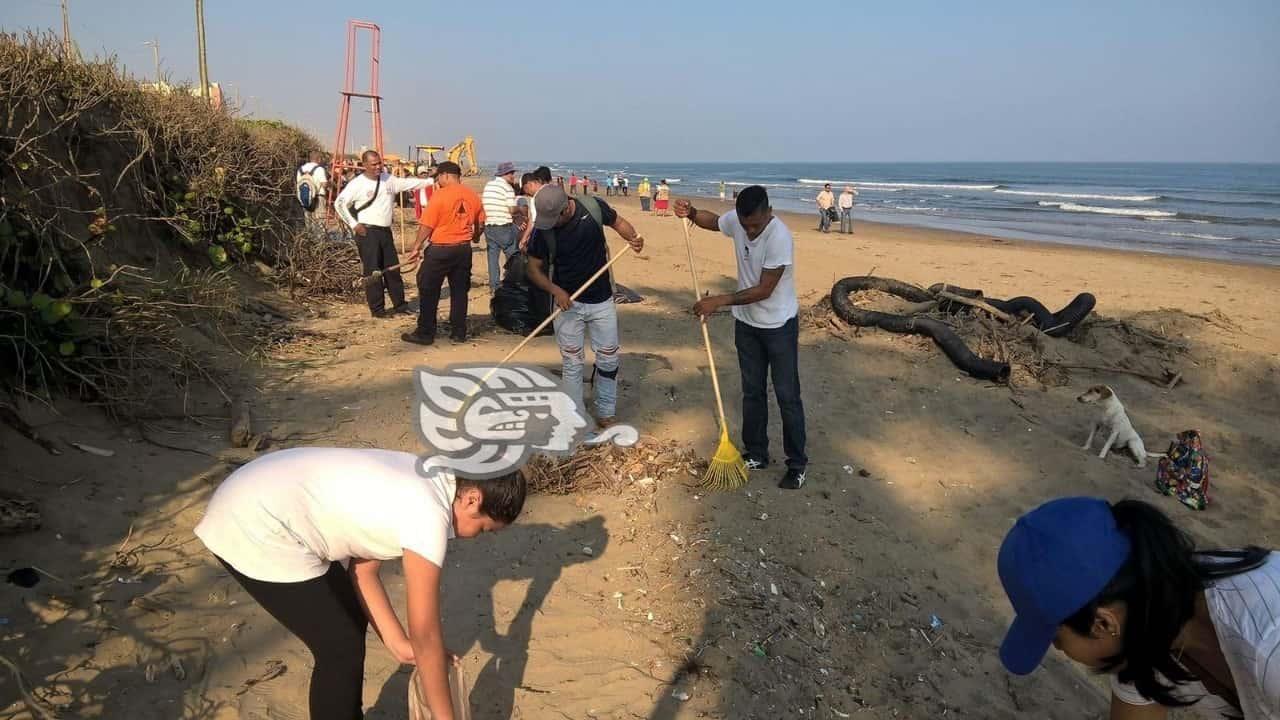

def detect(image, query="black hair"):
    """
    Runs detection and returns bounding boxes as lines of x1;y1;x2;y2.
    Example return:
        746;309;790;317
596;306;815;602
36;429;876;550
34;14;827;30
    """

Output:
520;172;536;190
534;165;552;183
435;161;462;176
1064;499;1268;708
735;185;770;217
457;469;527;525
360;149;379;162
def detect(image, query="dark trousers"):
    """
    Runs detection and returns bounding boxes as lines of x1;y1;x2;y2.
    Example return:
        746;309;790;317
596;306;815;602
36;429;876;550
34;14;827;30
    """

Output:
735;316;807;470
356;225;404;313
416;242;473;339
218;558;368;720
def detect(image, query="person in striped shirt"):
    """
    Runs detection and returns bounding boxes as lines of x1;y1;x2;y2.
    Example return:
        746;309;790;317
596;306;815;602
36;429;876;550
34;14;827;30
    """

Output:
481;162;520;293
998;497;1279;719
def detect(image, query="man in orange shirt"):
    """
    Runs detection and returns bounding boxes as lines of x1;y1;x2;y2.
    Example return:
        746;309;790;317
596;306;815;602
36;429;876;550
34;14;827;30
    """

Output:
402;162;485;346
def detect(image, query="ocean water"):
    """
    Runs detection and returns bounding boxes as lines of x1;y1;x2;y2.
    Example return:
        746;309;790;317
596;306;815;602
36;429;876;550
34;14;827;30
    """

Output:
533;163;1280;265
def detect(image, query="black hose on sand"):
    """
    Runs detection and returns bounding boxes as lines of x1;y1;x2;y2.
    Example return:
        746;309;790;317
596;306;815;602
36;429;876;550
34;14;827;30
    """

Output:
831;277;1011;383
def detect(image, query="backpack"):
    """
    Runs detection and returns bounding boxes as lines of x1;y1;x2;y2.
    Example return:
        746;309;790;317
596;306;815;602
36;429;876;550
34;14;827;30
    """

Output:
1155;430;1210;510
543;193;603;284
540;194;608;309
296;164;323;211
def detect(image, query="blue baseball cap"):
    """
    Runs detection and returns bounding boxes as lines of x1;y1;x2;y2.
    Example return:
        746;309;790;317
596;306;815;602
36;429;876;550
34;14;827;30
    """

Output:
998;497;1131;675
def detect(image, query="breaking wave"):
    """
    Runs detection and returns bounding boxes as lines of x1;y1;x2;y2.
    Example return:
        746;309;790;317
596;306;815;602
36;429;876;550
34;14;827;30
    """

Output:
1038;201;1176;218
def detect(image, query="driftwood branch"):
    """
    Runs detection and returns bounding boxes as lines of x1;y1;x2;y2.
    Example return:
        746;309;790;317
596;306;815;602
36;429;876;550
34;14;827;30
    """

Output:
1053;363;1182;388
935;290;1015;323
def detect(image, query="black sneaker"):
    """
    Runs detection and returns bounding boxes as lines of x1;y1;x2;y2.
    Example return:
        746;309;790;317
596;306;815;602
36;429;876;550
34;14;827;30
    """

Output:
449;334;467;344
390;303;413;315
743;457;769;471
778;468;806;490
401;331;435;346
371;308;391;318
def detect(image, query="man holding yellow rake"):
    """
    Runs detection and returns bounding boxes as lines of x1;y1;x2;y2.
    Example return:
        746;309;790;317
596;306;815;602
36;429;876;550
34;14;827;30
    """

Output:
675;188;808;489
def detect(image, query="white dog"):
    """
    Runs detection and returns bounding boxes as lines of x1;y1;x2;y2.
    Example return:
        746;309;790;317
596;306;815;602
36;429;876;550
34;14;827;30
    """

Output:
1077;385;1161;468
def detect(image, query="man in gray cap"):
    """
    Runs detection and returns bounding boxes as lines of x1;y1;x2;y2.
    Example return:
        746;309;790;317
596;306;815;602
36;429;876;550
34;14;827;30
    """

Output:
481;161;520;293
526;185;643;428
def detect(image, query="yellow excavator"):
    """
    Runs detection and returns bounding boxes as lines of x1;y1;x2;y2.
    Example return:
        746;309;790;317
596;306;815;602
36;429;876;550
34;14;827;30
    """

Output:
445;136;479;176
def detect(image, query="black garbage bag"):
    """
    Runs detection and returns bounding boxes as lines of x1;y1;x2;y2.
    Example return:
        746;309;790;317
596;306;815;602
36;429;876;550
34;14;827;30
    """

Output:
491;253;553;336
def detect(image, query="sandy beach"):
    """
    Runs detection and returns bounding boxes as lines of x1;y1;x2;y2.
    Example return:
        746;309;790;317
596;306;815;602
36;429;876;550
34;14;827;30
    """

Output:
4;184;1278;719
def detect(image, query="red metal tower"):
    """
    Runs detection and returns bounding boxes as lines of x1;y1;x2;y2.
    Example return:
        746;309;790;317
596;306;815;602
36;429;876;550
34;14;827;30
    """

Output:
330;20;384;213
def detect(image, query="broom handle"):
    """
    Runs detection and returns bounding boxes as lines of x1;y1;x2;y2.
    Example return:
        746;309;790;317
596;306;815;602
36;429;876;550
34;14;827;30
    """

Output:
680;219;730;429
479;243;637;385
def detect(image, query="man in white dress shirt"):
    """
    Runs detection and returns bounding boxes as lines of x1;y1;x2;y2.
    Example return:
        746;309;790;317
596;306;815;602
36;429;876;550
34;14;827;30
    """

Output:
334;150;433;318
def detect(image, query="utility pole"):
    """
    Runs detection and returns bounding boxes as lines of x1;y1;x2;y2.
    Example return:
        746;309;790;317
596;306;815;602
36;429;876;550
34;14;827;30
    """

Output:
194;0;210;101
143;39;161;82
60;0;74;58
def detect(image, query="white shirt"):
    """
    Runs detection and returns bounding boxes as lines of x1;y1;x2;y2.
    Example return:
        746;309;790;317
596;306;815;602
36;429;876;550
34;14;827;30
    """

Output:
839;190;857;209
1112;553;1280;718
717;212;799;329
482;176;517;226
333;172;430;229
296;162;329;194
194;447;455;583
816;190;835;210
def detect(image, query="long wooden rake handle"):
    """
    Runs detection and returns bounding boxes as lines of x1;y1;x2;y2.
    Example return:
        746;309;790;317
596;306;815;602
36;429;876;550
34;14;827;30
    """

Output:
354;261;417;288
680;219;730;429
478;243;639;385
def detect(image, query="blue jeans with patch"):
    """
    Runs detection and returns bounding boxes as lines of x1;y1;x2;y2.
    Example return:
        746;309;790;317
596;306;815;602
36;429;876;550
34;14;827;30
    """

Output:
553;299;619;419
735;316;807;470
484;224;518;293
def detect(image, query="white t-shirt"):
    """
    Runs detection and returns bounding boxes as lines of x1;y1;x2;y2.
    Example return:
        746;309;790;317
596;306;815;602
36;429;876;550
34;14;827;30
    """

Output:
297;162;328;194
839;190;857;209
195;447;455;583
717;212;799;329
1111;552;1280;718
333;172;431;229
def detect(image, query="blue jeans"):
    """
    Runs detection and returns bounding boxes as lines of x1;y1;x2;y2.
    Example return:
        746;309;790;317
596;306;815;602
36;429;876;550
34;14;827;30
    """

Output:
735;316;806;470
484;224;518;293
818;208;832;232
553;299;620;419
840;206;853;234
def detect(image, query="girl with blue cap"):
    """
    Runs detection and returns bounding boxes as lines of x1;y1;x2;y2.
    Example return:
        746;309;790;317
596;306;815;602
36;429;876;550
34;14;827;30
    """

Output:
997;497;1278;718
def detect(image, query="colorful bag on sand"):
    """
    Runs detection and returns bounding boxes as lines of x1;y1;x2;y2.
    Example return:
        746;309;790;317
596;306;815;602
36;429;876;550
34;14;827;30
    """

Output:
1155;430;1210;510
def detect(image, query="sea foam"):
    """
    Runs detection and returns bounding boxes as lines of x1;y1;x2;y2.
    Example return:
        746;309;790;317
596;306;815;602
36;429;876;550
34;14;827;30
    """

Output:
1038;201;1175;218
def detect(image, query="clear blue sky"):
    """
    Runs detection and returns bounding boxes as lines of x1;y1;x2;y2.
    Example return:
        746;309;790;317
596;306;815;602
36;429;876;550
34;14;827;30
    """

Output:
4;0;1279;162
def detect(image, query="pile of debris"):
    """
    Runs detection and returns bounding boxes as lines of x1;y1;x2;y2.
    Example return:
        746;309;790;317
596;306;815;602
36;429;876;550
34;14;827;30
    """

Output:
525;439;706;495
809;277;1192;389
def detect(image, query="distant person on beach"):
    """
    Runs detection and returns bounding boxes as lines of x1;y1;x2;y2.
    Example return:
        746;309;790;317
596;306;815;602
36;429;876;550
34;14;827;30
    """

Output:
517;165;553;251
569;173;579;195
816;183;835;233
525;185;644;428
655;180;671;216
839;185;858;234
194;447;526;720
621;176;629;197
402;161;485;346
334;150;434;318
637;178;651;210
411;166;436;222
482;162;520;294
606;175;615;197
675;188;806;489
996;497;1279;719
719;180;726;201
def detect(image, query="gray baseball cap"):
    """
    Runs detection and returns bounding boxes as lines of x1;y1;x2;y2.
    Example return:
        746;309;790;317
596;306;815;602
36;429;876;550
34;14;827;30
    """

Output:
533;185;569;230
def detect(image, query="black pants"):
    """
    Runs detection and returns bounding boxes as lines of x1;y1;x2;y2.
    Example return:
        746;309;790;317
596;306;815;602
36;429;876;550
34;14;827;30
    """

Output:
416;243;473;339
218;558;368;720
735;316;807;470
357;225;405;313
